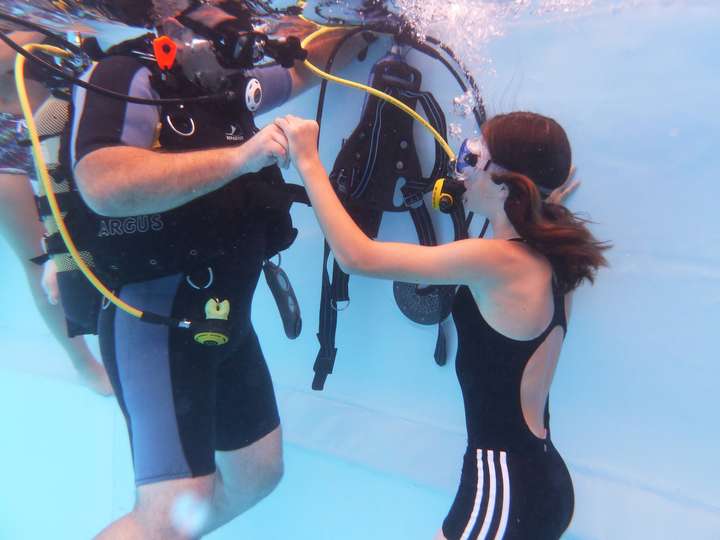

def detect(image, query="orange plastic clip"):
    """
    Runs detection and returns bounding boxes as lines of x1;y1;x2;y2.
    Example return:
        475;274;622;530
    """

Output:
153;36;177;70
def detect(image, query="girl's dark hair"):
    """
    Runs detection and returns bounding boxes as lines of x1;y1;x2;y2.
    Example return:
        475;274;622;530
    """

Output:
483;112;610;293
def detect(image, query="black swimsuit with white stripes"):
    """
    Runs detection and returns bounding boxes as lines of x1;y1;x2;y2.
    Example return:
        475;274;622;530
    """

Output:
442;261;574;539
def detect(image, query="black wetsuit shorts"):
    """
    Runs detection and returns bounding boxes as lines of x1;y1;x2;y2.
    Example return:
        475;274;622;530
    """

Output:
98;261;280;486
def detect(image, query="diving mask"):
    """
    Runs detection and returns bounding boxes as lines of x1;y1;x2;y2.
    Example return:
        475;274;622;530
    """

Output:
456;136;492;175
432;136;492;214
156;1;305;91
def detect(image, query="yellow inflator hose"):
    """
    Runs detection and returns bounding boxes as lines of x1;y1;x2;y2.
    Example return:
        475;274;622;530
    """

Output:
15;43;144;319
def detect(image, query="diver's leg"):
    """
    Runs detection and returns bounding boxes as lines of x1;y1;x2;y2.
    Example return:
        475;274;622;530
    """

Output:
94;475;215;540
0;172;112;395
96;429;283;539
96;273;282;537
204;426;283;531
95;427;283;539
95;275;218;538
202;324;284;531
434;530;449;540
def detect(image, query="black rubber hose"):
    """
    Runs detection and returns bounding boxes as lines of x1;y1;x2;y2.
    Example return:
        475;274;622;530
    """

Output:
315;28;366;133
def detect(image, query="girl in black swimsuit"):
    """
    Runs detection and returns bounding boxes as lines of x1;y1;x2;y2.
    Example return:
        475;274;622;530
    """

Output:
276;110;609;539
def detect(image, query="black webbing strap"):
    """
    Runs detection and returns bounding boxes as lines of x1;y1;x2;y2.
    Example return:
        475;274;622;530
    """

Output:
407;201;435;244
407;201;452;365
43;231;70;255
314;204;382;389
402;90;449;184
30;253;50;265
450;203;469;241
313;240;339;390
34;191;79;219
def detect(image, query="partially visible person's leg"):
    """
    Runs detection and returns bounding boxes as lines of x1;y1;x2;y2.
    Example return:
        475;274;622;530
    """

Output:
96;274;283;537
95;475;215;540
204;426;283;532
95;427;283;539
203;322;284;531
0;172;112;395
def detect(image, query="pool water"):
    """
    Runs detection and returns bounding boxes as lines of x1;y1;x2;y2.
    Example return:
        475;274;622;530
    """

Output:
1;1;719;538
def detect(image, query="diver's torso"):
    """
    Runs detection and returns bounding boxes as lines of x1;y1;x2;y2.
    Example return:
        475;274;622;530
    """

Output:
67;55;287;284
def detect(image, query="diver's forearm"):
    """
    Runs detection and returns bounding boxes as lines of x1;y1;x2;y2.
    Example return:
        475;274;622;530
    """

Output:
295;156;373;271
290;29;376;98
75;145;247;217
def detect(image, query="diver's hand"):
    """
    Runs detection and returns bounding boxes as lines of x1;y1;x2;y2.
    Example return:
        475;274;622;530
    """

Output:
238;123;290;174
273;115;320;169
546;165;580;205
42;259;60;305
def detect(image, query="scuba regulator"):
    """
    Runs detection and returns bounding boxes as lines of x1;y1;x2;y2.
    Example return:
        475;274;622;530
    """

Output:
432;175;466;214
432;135;493;214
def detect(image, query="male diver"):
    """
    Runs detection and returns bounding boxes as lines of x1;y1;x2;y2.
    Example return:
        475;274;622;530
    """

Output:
59;1;373;537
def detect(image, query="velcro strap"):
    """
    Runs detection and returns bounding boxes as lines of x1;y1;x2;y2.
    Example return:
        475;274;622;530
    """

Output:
34;191;78;218
43;232;69;255
30;253;50;265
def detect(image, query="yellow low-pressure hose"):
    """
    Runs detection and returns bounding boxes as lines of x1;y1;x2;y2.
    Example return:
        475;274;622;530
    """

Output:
299;25;457;162
15;43;144;320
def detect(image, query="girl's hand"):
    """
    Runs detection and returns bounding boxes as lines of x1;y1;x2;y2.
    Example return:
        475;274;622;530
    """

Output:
546;165;581;205
273;115;320;169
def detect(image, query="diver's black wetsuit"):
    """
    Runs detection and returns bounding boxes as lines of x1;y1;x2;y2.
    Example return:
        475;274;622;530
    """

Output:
442;265;574;539
70;55;292;485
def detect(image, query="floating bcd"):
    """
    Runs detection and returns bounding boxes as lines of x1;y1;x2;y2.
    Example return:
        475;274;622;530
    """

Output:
314;54;462;389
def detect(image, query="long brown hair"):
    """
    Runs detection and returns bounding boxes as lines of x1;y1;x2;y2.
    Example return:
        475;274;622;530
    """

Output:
483;112;610;293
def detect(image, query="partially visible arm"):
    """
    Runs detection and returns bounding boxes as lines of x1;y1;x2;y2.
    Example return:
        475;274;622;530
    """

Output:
275;115;512;286
285;26;378;98
0;32;45;71
75;123;289;217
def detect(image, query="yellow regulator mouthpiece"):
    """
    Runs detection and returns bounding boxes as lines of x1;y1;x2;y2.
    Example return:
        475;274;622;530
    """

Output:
432;177;466;214
205;298;230;320
432;178;451;210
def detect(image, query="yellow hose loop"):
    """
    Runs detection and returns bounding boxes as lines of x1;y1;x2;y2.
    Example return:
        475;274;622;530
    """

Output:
300;27;456;162
15;43;144;319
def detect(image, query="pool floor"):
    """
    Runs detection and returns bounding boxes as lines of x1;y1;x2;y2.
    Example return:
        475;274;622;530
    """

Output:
0;332;455;539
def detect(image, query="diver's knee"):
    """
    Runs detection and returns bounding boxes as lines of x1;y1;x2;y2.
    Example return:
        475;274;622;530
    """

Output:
133;476;214;538
260;456;284;495
241;454;284;500
221;455;283;517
